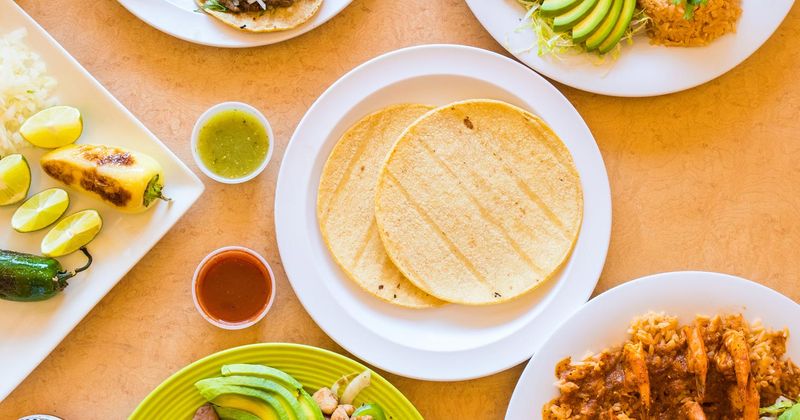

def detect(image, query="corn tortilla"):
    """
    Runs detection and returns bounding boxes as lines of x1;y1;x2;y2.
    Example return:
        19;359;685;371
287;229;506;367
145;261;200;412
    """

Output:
317;104;443;308
374;99;583;305
196;0;323;33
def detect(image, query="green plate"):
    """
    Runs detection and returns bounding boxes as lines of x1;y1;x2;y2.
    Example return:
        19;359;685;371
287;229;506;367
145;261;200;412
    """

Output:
130;343;423;419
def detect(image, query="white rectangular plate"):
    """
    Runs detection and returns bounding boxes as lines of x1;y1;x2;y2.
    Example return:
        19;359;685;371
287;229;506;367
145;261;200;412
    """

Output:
0;1;204;401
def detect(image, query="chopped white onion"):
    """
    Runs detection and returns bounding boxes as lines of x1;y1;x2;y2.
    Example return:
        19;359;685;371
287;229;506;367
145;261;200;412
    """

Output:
330;373;353;398
245;0;266;9
0;28;57;155
340;370;371;405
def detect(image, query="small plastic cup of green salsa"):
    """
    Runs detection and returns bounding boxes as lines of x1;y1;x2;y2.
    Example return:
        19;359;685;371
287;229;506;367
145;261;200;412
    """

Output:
191;102;274;184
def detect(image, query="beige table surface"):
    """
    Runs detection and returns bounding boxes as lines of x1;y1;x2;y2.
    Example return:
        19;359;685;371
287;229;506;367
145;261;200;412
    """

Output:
2;0;800;418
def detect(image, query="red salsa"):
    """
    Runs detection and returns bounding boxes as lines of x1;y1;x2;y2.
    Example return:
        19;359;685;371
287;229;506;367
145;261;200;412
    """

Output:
195;249;272;324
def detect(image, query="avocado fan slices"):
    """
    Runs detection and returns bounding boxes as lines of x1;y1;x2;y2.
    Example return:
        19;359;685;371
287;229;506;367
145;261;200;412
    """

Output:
192;363;386;420
539;0;637;53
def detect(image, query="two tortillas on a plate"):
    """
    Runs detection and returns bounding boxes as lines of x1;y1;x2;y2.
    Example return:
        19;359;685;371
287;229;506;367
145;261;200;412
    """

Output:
317;100;583;307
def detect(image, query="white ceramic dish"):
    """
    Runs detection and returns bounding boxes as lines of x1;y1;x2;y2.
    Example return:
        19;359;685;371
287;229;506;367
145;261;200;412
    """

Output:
0;1;204;401
117;0;353;48
465;0;794;97
505;271;800;419
191;101;274;184
274;44;612;381
191;246;276;330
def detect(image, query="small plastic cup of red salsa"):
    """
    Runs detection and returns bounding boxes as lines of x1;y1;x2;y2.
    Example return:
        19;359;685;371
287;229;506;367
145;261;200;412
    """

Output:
192;246;275;330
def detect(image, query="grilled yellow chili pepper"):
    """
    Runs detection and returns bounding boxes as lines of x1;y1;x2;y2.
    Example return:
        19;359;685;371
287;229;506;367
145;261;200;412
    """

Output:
40;144;170;213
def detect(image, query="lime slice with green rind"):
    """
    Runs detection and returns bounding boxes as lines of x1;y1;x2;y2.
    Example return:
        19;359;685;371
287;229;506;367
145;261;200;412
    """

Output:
11;188;70;232
41;209;102;257
20;105;83;148
0;154;31;206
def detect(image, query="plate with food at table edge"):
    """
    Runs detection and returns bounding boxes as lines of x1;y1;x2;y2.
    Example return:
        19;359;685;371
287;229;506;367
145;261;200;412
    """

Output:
466;0;794;97
274;43;612;381
131;343;422;420
0;1;204;402
506;271;800;419
117;0;354;48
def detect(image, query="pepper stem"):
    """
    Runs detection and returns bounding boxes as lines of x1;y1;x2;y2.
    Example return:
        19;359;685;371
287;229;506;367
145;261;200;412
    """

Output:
143;174;171;207
55;247;93;290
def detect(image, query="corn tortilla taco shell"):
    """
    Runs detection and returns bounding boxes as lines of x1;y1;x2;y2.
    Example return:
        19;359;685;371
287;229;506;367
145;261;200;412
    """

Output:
374;99;583;305
196;0;323;32
317;104;443;308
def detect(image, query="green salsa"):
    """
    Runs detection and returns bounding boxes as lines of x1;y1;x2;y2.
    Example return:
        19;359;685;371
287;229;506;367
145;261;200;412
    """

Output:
197;109;269;179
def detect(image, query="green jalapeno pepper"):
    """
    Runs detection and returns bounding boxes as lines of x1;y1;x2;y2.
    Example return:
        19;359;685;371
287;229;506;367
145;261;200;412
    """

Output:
0;247;92;302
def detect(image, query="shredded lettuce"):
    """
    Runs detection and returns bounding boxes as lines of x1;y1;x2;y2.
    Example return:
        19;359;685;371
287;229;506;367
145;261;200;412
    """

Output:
619;9;651;55
762;397;796;415
761;396;800;420
513;0;649;60
514;1;583;58
202;0;228;12
781;405;800;420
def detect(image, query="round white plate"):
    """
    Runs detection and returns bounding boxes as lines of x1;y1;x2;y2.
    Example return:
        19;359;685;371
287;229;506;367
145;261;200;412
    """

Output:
274;44;611;381
465;0;794;97
117;0;352;48
506;271;800;419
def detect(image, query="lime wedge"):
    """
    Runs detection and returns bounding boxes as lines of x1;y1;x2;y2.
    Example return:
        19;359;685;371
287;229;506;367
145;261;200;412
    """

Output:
12;188;70;232
41;209;102;257
0;154;31;206
20;105;83;148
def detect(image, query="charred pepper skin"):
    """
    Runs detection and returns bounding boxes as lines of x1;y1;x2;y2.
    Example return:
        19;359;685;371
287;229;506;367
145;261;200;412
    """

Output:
0;247;92;302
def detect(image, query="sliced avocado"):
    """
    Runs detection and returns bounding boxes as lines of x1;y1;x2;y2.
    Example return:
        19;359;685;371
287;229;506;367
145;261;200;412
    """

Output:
540;0;582;17
585;0;624;50
553;0;599;32
204;387;287;420
572;0;613;43
219;365;323;419
299;393;325;420
221;364;304;393
197;376;303;420
597;0;636;54
214;406;261;420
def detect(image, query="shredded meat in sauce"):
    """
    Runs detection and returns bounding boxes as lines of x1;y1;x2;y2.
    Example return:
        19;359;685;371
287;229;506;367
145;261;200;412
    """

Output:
543;314;800;419
218;0;294;12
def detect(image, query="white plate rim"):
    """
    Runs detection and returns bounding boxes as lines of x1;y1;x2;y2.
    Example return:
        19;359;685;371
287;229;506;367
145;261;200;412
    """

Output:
116;0;354;48
0;1;205;401
505;270;800;419
274;43;612;381
464;0;795;97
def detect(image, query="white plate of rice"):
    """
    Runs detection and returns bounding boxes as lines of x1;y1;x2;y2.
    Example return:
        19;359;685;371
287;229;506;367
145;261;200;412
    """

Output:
505;271;800;419
465;0;795;97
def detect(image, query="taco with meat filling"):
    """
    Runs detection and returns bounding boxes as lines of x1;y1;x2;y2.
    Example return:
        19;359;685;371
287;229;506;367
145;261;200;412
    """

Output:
197;0;323;32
